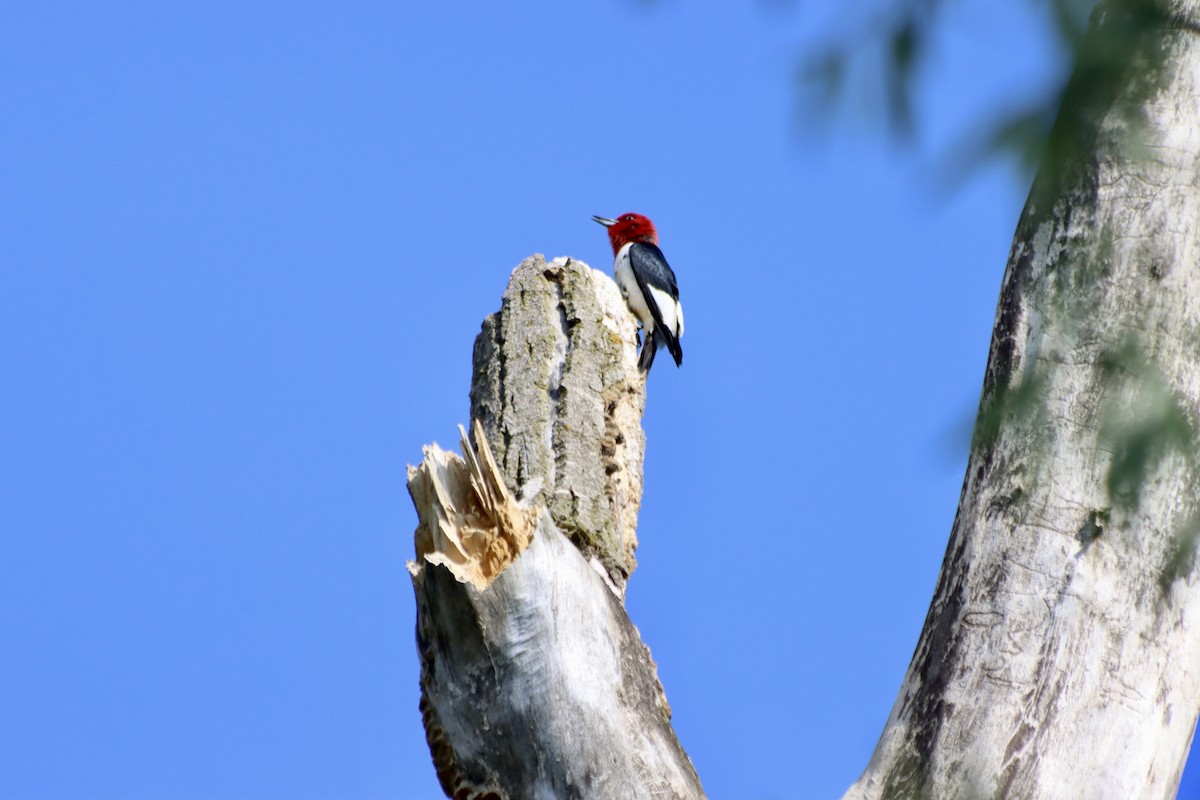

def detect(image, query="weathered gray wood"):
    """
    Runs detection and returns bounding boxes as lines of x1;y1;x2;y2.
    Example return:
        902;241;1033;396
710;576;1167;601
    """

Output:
470;255;646;594
408;256;703;800
845;3;1200;799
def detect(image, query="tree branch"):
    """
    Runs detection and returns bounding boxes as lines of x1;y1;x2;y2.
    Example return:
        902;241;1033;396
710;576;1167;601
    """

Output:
845;3;1200;798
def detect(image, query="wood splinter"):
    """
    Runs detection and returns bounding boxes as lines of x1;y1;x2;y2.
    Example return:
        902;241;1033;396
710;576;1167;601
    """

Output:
407;419;537;591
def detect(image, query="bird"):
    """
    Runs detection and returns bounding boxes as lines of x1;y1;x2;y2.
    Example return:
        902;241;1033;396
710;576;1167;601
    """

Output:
592;212;684;373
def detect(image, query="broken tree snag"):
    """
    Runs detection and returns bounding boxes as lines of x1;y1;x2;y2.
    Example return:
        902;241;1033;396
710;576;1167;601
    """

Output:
410;513;704;800
845;4;1200;800
470;254;647;594
407;421;537;591
408;255;704;799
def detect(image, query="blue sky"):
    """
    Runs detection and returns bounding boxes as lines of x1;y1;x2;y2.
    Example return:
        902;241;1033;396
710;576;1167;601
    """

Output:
3;2;1198;798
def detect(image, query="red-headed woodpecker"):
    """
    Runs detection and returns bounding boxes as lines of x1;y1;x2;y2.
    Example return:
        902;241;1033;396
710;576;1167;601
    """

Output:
592;212;684;373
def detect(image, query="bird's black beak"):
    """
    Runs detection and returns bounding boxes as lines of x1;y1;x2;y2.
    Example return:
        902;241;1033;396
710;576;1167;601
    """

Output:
592;215;616;227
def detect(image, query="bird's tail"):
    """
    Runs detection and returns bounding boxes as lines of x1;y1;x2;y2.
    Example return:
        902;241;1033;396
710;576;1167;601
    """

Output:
660;326;682;368
638;330;658;372
638;328;684;373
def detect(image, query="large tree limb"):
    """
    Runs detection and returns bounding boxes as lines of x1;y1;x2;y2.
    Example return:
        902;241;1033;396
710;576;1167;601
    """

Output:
846;3;1200;798
407;256;704;800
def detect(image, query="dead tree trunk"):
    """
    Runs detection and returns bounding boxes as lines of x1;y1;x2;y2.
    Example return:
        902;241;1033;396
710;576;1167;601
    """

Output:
407;256;704;800
845;3;1200;799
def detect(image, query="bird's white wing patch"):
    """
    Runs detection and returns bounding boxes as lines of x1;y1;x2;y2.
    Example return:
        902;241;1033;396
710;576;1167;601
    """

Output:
648;286;683;338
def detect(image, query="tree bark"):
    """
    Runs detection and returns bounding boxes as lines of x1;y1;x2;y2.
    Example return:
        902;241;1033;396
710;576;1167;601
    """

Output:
845;3;1200;799
407;256;704;800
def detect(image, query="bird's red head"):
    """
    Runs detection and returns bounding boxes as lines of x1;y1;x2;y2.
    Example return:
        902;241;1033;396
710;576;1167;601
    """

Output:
593;212;658;255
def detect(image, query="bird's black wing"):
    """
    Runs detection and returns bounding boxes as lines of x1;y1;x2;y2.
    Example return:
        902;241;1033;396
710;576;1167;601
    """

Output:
628;242;683;367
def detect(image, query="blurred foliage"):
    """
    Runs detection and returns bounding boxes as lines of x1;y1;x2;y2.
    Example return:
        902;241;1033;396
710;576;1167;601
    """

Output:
802;0;1200;589
970;328;1200;588
970;358;1048;458
1163;512;1200;592
799;0;1176;195
1094;335;1200;589
1097;336;1199;515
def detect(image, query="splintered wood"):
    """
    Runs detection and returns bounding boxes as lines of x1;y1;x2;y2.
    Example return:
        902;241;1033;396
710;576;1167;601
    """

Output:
407;419;537;590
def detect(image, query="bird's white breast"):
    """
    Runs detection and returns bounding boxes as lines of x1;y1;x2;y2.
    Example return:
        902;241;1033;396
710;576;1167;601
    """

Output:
614;244;653;329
